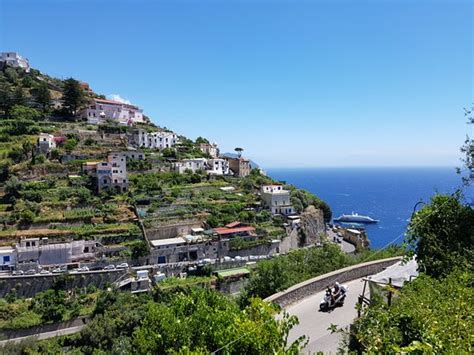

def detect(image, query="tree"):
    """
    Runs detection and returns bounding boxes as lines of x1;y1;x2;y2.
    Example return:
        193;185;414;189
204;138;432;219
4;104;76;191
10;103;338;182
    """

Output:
10;105;41;121
351;270;473;353
235;147;244;157
33;82;52;113
459;105;474;185
11;86;26;107
0;82;12;116
31;289;68;322
130;240;149;260
21;75;34;88
64;138;78;152
0;161;11;182
5;176;23;201
132;287;305;354
406;193;474;278
62;78;86;118
195;136;209;144
4;67;18;83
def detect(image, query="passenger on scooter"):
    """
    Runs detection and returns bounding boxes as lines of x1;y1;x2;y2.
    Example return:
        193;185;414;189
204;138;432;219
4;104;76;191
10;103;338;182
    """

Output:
331;282;342;304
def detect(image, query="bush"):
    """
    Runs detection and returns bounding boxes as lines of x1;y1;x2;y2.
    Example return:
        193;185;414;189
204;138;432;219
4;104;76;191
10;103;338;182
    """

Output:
351;270;473;353
64;138;78;152
406;193;474;278
19;209;35;224
10;105;41;121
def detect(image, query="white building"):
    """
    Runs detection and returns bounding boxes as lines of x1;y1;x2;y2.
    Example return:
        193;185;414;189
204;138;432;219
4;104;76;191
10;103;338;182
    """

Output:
207;158;230;175
37;133;56;154
16;238;96;266
81;98;144;125
0;247;16;270
0;52;30;72
174;158;208;174
199;143;219;158
83;153;129;193
129;129;178;150
261;184;295;215
118;150;145;161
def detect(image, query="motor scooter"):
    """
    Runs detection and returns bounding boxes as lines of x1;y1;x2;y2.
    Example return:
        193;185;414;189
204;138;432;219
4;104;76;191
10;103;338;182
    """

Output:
319;284;348;311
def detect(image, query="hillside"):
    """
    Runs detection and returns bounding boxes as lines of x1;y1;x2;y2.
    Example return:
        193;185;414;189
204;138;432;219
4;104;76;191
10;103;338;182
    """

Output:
0;62;331;269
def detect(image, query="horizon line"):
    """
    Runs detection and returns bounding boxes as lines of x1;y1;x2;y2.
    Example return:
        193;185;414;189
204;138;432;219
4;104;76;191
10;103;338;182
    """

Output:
262;165;459;170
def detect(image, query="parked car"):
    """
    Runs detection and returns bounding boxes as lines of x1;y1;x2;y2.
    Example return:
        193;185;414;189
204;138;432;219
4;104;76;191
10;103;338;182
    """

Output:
13;270;24;275
25;269;37;275
116;263;129;269
234;256;242;261
249;255;258;261
40;270;51;275
77;266;90;272
103;265;116;270
223;256;232;262
52;268;64;273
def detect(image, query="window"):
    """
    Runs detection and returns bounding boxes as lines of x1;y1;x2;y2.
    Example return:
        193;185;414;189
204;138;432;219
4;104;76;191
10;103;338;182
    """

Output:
26;242;30;247
3;256;10;263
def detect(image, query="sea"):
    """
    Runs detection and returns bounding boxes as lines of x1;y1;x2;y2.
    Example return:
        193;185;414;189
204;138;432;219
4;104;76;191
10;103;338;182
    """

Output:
267;167;473;249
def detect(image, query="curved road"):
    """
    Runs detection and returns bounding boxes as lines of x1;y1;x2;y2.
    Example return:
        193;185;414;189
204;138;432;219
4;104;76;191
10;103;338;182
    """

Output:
285;278;365;354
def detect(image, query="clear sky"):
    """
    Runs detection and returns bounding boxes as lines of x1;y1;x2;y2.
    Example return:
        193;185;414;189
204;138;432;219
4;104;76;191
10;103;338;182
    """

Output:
1;0;472;168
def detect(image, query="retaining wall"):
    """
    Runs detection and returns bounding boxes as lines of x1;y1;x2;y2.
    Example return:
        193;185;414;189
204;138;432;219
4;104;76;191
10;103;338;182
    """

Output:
0;317;88;342
265;256;402;308
0;270;127;298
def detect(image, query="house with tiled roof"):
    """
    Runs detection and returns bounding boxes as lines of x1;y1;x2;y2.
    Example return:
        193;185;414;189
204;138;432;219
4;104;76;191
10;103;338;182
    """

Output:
213;221;256;239
261;184;295;216
81;98;144;125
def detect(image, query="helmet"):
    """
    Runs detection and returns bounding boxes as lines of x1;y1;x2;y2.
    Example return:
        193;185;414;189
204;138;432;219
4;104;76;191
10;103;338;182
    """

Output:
335;282;340;287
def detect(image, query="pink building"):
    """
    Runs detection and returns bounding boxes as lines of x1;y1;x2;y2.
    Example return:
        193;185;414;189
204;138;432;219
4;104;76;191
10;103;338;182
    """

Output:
81;98;144;125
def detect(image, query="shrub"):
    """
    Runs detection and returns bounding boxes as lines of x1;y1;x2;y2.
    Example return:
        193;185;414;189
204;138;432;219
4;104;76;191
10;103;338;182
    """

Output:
351;270;473;353
10;105;41;121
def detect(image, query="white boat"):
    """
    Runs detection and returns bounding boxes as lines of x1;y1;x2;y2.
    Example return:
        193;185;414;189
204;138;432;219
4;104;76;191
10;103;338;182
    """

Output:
333;212;378;224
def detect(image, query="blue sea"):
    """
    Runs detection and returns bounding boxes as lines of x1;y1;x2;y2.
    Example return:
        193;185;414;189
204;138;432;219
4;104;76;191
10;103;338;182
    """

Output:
267;167;472;249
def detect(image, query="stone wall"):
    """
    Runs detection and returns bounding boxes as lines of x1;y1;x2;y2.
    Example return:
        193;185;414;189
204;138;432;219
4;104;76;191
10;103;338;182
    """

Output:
279;227;299;254
0;269;127;298
146;220;202;240
300;206;325;246
227;240;280;258
265;256;402;308
0;317;88;341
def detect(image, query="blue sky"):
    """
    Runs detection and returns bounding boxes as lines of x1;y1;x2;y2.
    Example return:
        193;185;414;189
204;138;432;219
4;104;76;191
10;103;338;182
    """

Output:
1;0;472;168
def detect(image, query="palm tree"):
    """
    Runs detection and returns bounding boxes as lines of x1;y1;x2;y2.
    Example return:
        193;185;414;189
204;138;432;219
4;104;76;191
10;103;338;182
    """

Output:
234;147;244;158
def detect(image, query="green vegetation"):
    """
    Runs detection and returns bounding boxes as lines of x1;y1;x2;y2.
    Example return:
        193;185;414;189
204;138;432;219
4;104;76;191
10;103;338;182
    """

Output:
0;285;98;330
406;193;473;278
240;243;404;305
2;287;305;354
62;78;86;118
0;62;338;355
351;270;473;353
350;193;474;353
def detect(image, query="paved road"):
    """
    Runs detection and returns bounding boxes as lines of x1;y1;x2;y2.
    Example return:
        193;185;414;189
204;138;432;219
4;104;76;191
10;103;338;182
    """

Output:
0;325;85;346
285;278;365;354
327;229;356;254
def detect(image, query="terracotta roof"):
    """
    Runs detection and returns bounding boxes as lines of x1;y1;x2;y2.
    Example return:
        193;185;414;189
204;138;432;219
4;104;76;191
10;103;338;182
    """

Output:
225;221;241;228
94;98;138;108
214;226;255;235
